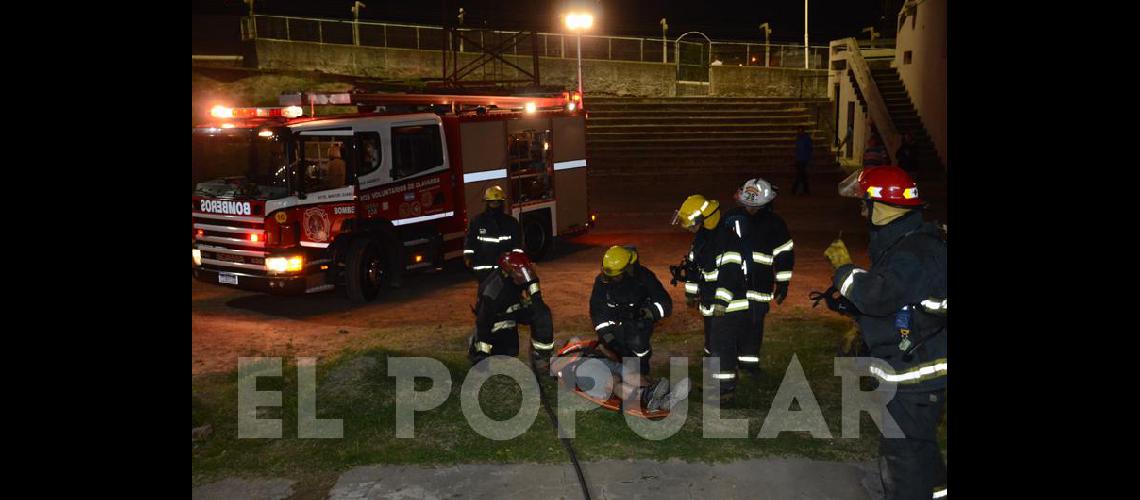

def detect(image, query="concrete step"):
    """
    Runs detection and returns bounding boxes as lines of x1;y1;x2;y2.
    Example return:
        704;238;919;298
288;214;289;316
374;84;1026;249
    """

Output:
587;114;815;124
585;122;821;133
588;133;829;142
586;104;814;113
587;142;835;154
587;161;840;176
587;97;830;104
587;108;812;117
588;154;839;166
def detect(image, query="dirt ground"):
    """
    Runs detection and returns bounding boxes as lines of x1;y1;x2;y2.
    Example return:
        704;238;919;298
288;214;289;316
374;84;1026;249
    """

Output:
192;169;946;376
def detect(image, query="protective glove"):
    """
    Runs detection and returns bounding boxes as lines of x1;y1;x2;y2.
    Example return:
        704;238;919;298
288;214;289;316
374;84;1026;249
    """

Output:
712;304;726;317
685;294;699;308
773;282;789;305
463;255;473;269
598;325;619;347
640;306;656;321
824;239;853;269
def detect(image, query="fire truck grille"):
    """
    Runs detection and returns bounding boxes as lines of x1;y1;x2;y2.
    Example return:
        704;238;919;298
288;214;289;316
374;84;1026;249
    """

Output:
193;212;268;275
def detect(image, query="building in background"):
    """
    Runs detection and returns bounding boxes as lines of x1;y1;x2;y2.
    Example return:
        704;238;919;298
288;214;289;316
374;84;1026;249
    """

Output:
827;0;946;170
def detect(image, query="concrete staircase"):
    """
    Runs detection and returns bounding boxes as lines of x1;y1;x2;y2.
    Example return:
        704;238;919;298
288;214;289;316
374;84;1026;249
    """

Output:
585;97;839;176
868;67;943;170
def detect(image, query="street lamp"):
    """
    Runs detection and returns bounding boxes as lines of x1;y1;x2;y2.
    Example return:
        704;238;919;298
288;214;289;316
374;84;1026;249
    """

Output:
351;1;366;46
804;0;810;69
244;0;256;38
862;26;880;49
563;12;594;98
759;22;771;67
457;8;465;52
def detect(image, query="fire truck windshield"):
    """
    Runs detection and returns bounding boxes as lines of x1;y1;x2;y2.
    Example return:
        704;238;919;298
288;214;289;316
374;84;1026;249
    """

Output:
192;129;291;199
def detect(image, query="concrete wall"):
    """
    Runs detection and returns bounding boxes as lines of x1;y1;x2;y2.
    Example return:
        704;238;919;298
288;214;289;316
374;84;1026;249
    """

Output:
709;66;829;98
895;0;947;167
250;39;823;98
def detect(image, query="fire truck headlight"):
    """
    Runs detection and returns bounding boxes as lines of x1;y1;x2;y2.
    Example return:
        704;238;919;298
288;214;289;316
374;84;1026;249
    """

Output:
192;249;202;266
525;102;537;114
266;255;304;273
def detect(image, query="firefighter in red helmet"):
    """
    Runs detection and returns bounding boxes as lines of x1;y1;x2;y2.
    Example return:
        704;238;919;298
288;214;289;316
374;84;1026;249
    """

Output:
827;166;947;500
468;250;555;372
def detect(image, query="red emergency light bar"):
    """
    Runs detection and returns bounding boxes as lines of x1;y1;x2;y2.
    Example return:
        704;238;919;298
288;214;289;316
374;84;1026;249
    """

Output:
279;91;583;113
210;105;304;119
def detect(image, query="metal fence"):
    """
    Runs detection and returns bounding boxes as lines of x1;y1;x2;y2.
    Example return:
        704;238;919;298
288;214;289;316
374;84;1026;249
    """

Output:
241;15;829;70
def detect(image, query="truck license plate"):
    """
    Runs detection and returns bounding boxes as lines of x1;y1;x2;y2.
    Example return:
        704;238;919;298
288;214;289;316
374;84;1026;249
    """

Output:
218;272;239;285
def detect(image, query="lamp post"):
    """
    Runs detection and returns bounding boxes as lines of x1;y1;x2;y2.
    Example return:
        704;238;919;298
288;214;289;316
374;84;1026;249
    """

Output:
564;12;594;98
660;18;668;63
803;0;810;69
351;1;366;46
862;26;880;49
759;22;771;67
244;0;256;38
457;8;465;52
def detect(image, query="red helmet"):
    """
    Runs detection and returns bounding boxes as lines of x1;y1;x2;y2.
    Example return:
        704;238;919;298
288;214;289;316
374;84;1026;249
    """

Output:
856;166;924;207
498;250;538;285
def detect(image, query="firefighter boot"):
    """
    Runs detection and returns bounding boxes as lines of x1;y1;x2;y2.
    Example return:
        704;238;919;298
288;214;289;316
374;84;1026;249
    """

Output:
529;344;552;377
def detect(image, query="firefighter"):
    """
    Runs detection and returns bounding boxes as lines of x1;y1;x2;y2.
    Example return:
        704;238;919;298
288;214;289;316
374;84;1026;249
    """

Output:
672;195;749;401
589;245;673;377
468;250;554;372
463;185;523;283
825;166;947;500
726;178;794;376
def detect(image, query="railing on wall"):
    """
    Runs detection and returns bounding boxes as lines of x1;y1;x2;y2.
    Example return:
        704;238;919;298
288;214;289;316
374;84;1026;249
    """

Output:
240;15;829;69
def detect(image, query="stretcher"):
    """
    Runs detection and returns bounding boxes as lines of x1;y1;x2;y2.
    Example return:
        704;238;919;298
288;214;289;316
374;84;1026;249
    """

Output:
554;339;672;420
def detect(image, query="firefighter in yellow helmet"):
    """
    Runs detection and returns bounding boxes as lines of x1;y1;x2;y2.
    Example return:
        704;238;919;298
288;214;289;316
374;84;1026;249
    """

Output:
670;194;750;402
464;185;523;283
589;245;673;376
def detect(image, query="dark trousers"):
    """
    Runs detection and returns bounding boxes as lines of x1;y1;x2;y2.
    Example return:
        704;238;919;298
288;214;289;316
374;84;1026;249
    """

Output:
597;320;654;375
706;312;748;392
737;302;770;370
792;161;810;194
881;390;947;500
471;302;554;359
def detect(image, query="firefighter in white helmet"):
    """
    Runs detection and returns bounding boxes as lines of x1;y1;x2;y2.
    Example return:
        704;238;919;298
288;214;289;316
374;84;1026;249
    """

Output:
464;185;523;283
723;178;794;376
671;194;749;402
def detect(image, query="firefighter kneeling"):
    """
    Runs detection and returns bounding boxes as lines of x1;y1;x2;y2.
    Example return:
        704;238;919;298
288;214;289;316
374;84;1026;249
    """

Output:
672;194;750;402
589;245;672;377
468;250;554;372
826;166;947;500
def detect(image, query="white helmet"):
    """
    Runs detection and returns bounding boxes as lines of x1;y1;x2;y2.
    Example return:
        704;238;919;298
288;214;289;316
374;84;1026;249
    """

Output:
735;178;776;207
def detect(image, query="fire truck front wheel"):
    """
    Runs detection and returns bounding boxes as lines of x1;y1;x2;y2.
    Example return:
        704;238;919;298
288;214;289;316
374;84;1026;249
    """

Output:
345;237;385;303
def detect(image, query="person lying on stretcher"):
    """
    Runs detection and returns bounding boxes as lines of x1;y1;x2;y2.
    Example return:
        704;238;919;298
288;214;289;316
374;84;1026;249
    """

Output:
551;337;690;415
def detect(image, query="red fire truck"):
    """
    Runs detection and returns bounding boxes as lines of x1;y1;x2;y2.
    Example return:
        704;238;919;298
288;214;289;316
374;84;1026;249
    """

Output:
191;90;593;301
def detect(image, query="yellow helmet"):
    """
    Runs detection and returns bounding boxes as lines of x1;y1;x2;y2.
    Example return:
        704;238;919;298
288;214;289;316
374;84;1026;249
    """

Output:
483;185;506;201
602;245;638;277
673;195;721;230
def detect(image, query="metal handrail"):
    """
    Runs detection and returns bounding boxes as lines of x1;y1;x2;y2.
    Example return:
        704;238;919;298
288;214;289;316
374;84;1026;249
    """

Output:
242;14;831;68
832;37;899;164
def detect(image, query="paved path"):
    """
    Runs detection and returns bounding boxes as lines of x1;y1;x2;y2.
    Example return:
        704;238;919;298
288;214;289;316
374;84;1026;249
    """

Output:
194;458;884;499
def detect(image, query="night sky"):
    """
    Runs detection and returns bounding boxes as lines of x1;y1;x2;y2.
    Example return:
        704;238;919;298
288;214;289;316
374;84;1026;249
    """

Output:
193;0;899;52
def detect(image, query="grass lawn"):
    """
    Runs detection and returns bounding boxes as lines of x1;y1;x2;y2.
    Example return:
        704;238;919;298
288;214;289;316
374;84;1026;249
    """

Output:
192;309;947;491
